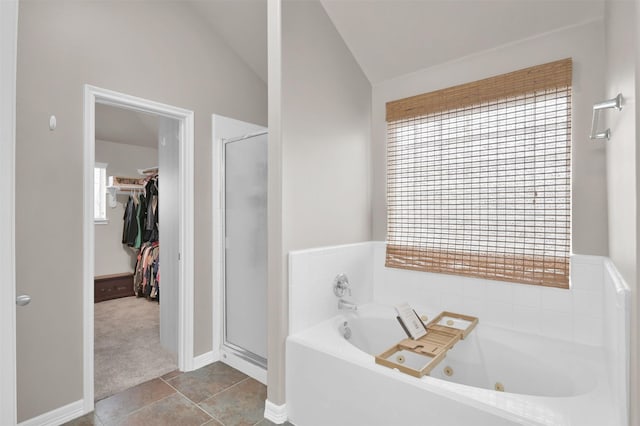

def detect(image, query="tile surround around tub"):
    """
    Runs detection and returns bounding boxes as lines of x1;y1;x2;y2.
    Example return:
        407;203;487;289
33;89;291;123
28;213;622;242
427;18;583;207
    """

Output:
289;242;374;334
372;242;606;346
289;242;611;348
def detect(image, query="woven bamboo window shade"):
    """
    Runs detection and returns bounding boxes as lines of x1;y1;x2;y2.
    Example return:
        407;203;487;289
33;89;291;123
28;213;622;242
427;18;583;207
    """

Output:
386;58;572;288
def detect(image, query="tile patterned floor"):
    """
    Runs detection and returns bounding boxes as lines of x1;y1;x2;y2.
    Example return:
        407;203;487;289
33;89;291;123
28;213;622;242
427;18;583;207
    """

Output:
64;362;292;426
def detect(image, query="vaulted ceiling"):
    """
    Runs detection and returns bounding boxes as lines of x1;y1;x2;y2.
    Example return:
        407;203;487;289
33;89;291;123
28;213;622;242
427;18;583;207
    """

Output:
321;0;604;84
187;0;604;85
96;1;268;147
189;0;268;83
96;0;605;145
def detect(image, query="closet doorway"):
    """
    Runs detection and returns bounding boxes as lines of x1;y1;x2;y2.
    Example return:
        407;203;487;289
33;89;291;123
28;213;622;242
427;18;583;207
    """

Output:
213;115;268;383
83;86;194;409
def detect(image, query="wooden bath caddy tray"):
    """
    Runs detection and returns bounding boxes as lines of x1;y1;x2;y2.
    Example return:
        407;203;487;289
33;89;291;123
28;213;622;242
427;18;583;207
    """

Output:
375;311;478;378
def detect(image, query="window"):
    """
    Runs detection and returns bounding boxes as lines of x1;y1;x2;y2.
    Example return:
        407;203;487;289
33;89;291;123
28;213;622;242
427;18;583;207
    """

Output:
386;59;572;288
94;162;108;224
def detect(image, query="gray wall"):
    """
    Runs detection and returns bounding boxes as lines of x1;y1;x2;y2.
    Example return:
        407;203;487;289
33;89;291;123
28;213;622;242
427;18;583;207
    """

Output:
604;1;638;423
605;0;637;308
15;1;266;421
94;140;158;277
371;20;609;256
266;0;372;404
282;2;371;252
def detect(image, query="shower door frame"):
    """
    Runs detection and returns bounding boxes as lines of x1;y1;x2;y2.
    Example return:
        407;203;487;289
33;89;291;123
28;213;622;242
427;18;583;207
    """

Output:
221;131;268;367
212;114;268;384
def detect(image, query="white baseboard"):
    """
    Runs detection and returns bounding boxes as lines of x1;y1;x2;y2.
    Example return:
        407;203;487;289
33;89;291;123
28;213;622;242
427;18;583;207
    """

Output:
264;400;288;424
192;351;217;370
18;399;84;426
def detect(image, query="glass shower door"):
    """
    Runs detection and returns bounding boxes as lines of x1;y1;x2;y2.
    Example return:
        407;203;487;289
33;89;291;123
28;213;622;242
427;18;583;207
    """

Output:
223;132;268;365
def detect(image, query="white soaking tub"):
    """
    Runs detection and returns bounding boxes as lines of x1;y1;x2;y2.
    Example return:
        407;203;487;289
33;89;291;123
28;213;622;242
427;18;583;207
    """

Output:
286;304;617;426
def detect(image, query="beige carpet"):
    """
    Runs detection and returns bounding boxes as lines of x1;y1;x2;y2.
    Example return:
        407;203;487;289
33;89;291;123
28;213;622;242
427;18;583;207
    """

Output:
94;296;177;401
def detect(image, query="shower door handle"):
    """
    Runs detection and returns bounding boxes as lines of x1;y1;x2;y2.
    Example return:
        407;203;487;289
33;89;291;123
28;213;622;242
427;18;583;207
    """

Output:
16;294;31;306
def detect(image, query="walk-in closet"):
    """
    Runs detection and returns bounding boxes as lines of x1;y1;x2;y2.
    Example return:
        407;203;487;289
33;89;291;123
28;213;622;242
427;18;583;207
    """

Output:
93;103;178;401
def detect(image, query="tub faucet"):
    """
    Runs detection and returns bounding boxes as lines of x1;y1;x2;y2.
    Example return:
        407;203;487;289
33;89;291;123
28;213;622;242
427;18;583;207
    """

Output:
333;273;351;297
338;299;358;311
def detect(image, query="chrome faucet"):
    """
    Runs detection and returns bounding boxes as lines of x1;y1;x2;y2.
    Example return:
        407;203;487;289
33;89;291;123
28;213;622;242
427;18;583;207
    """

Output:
333;273;358;311
338;299;358;311
333;273;351;297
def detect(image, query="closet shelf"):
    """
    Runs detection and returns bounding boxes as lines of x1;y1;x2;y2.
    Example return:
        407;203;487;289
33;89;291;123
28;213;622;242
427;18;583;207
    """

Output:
109;176;146;187
106;184;145;194
106;184;146;192
138;166;158;176
106;176;146;207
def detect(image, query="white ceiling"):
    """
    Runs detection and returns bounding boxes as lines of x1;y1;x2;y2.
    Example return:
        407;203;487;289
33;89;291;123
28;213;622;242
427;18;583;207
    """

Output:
95;1;605;144
95;104;159;149
189;0;267;83
95;1;268;147
185;0;603;85
321;0;604;83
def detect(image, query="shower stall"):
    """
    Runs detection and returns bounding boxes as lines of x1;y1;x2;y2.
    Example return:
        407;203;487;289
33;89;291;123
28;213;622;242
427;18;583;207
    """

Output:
214;114;268;378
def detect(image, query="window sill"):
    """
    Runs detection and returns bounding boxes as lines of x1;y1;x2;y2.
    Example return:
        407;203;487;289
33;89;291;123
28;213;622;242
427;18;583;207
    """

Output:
94;219;109;225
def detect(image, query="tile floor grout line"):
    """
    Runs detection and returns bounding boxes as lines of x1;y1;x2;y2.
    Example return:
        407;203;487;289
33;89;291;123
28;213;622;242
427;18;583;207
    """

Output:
92;365;254;426
92;413;103;426
93;409;105;425
93;401;113;426
200;417;225;426
189;395;223;424
160;375;224;423
159;363;250;399
189;376;253;426
94;378;171;422
202;376;269;426
102;391;180;425
102;380;220;426
199;376;251;404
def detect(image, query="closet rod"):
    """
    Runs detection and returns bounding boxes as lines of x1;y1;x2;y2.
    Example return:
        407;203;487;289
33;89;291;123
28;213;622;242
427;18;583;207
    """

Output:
222;130;268;144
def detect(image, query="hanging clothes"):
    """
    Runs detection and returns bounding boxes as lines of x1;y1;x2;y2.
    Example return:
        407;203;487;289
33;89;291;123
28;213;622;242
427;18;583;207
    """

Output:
133;195;143;249
122;195;139;247
137;191;147;245
120;177;159;246
123;174;160;301
143;176;159;243
134;241;160;300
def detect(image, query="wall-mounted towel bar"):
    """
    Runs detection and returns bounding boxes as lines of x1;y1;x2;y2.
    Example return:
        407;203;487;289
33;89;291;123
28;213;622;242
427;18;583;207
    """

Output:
590;93;623;140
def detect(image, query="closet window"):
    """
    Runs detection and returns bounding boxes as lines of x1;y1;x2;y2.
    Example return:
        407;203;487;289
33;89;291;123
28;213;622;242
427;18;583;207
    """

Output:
386;58;572;288
94;162;108;224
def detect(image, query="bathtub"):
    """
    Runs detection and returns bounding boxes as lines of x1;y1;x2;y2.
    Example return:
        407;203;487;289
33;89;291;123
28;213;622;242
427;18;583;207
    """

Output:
286;304;618;426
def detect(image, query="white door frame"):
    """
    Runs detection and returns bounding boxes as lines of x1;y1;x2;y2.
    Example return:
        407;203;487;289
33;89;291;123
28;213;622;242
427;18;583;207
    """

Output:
83;85;194;413
0;1;18;424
